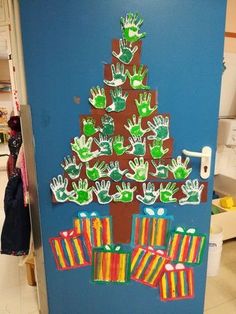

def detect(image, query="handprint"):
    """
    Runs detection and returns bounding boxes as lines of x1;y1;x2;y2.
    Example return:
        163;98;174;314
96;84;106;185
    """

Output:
150;160;169;179
114;182;137;203
50;175;74;202
89;86;106;109
147;116;169;140
127;65;150;90
126;157;149;182
113;135;131;156
69;179;93;205
112;39;138;64
106;87;128;113
71;135;99;162
126;137;146;156
149;139;169;159
124;114;150;137
136;182;159;205
107;161;128;182
179;180;204;205
93;180;113;204
104;63;127;87
94;134;113;155
168;156;192;179
61;155;82;179
85;161;107;181
159;182;179;203
100;114;115;136
135;92;157;117
120;12;146;43
82;117;99;136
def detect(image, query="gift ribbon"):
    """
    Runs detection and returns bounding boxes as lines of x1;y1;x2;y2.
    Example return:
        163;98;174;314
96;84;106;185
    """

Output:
78;211;98;218
144;207;166;217
147;246;167;257
175;226;196;235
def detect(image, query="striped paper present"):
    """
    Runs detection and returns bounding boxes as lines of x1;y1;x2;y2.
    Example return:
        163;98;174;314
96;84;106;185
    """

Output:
74;211;112;251
131;207;173;249
159;263;194;301
49;229;91;271
131;246;170;288
92;245;131;283
167;227;206;265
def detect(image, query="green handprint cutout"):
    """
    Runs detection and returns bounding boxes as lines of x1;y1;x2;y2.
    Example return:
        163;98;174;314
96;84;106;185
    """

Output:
120;12;146;43
168;156;192;179
159;182;179;203
136;182;159;205
127;65;150;90
100;114;115;136
114;182;137;203
150;160;169;179
147;116;169;140
112;39;138;64
83;117;99;137
135;92;157;117
106;87;128;113
71;135;99;162
61;155;82;179
113;135;131;156
93;180;113;204
107;161;128;182
94;134;113;155
89;86;106;109
69;179;93;205
85;161;107;181
104;63;127;87
179;180;204;205
125;114;150;137
126;157;149;182
50;175;74;202
149;139;169;159
127;136;146;156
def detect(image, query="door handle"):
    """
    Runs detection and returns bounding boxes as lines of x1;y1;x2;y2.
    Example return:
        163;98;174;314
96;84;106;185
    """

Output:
182;146;212;179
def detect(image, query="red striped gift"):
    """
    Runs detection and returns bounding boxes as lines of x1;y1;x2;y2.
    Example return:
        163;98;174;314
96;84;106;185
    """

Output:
74;211;112;255
167;227;206;265
131;246;170;288
159;263;194;301
131;207;173;249
49;229;91;271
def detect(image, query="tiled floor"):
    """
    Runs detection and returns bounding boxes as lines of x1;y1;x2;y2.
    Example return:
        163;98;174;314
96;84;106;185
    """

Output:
0;143;235;314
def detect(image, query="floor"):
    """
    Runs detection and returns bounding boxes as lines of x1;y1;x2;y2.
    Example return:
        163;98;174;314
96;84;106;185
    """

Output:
0;143;235;314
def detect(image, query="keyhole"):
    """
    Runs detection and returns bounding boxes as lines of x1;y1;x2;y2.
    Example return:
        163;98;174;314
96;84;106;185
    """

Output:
204;166;208;173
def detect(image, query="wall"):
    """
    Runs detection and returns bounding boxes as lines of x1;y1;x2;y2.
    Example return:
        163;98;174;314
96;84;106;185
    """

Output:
224;0;236;53
0;59;12;119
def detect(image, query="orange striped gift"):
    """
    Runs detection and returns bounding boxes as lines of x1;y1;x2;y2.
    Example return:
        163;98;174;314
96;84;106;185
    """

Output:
131;207;173;249
92;245;131;283
74;211;112;255
131;246;170;288
49;229;91;271
159;263;194;301
167;227;206;265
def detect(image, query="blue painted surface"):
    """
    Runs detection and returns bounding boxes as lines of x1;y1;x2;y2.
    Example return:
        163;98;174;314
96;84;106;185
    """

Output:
20;1;226;313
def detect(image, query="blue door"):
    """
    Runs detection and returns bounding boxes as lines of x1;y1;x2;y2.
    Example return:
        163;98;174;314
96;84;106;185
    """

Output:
20;1;226;313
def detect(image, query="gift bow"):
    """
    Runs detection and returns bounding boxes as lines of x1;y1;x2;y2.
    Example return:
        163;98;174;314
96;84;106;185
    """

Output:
176;226;196;234
147;246;167;257
59;229;77;238
78;211;98;218
104;244;121;252
165;263;185;271
144;207;167;217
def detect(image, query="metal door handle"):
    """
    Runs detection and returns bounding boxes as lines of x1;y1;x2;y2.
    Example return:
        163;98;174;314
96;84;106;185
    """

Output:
182;146;212;179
